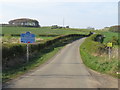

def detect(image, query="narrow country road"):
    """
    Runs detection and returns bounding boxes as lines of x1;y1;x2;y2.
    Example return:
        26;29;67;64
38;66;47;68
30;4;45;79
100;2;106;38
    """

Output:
3;38;118;88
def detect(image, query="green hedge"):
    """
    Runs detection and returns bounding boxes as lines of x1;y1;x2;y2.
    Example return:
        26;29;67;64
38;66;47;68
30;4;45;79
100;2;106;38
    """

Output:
39;34;59;37
10;34;59;37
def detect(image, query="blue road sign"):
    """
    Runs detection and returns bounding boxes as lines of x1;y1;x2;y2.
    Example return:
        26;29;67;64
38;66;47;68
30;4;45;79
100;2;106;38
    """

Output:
21;32;35;43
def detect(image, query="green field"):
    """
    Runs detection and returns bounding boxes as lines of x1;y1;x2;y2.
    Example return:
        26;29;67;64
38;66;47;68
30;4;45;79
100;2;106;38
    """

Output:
2;26;90;35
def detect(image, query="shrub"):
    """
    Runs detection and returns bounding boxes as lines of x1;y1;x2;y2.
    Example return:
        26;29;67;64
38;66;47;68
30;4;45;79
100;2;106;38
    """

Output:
11;34;20;36
51;25;58;29
66;26;69;28
94;34;105;43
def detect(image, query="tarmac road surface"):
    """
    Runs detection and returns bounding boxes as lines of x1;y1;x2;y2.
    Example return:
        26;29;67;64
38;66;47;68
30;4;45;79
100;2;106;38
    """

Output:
3;38;118;88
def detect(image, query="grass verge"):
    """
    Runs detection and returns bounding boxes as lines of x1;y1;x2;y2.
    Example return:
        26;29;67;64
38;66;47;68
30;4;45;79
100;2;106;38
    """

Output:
80;34;119;78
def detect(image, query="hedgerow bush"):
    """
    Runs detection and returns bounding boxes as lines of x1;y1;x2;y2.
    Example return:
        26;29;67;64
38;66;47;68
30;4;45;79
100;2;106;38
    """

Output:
11;34;20;36
2;44;26;58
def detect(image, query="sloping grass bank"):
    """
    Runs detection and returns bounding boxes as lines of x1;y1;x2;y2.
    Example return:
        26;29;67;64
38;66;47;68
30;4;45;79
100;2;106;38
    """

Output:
80;34;119;78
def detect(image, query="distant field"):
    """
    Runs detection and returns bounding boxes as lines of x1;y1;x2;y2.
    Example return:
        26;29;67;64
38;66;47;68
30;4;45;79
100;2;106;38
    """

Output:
2;26;90;35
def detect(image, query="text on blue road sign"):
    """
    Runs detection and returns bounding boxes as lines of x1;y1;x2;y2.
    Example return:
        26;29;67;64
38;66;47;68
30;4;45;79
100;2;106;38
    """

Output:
21;32;35;43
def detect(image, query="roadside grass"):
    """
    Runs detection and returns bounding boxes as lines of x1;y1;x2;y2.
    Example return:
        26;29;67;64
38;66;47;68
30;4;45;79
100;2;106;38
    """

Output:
80;34;119;78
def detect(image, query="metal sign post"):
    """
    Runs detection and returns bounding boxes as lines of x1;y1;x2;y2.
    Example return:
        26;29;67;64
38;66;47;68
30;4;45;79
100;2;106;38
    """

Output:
107;42;112;60
108;47;111;60
27;43;29;63
20;32;35;63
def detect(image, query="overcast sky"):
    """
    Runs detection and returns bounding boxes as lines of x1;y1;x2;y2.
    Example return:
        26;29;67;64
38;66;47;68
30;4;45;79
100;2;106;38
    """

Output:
0;0;119;29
